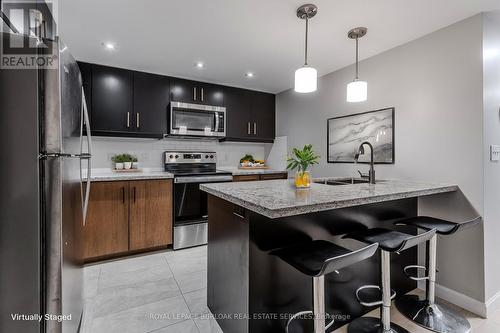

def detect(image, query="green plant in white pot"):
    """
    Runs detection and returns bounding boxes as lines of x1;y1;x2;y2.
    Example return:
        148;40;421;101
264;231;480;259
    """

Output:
122;154;133;169
287;144;320;188
132;156;139;169
112;154;125;170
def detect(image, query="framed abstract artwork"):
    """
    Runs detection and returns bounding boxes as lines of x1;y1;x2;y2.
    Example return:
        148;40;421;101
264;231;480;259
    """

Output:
327;107;395;164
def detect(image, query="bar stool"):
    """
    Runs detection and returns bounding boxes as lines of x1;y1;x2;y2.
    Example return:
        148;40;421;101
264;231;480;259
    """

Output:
271;240;379;333
393;216;481;333
343;227;437;333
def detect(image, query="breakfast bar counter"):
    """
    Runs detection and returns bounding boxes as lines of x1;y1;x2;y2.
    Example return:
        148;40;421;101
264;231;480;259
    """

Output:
200;179;457;218
201;179;458;333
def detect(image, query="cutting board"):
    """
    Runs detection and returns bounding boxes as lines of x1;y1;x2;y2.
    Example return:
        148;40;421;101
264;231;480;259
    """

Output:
238;166;269;170
112;169;143;173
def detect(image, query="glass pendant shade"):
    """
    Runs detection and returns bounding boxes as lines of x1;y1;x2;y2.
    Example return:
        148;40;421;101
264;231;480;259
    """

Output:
294;66;317;93
347;79;367;102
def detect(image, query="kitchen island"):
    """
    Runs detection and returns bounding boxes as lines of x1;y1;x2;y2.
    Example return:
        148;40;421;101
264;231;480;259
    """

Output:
200;179;457;333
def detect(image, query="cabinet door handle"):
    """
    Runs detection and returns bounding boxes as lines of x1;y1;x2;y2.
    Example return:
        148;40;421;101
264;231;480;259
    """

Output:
122;187;125;204
253;122;257;135
133;187;136;203
193;87;197;101
136;113;140;128
247;122;251;135
201;88;204;102
127;112;130;128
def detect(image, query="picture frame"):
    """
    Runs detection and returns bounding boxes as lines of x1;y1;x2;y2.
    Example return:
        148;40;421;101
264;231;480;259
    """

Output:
327;107;395;164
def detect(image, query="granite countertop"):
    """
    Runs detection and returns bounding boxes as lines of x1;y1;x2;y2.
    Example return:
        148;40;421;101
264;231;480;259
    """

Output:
84;169;174;182
218;167;288;176
200;179;458;219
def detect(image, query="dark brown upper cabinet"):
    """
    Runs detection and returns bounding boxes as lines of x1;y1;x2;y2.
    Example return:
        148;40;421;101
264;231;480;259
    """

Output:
78;62;273;141
170;78;223;106
250;91;275;140
224;87;252;139
91;64;133;133
223;88;275;142
133;71;170;136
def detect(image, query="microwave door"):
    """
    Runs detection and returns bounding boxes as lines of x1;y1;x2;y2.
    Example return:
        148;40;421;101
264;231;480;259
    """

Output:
169;102;226;137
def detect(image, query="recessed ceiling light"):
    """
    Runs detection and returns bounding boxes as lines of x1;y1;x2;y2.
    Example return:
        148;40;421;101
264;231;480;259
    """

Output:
195;62;205;69
245;72;255;78
102;42;115;51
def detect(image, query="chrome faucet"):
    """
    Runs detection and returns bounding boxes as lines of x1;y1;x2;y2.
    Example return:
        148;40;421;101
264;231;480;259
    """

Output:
355;141;376;184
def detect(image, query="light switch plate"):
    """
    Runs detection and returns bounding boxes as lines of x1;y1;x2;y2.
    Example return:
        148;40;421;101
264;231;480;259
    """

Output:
490;145;500;161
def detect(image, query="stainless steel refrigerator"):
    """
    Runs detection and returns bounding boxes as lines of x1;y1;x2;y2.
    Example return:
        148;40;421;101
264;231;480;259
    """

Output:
0;32;92;332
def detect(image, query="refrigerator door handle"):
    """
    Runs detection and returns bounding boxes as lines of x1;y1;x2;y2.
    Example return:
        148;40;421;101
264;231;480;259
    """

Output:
80;88;93;225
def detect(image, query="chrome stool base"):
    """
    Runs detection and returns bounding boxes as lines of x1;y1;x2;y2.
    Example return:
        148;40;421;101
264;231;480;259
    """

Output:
395;294;471;333
347;317;409;333
285;310;335;333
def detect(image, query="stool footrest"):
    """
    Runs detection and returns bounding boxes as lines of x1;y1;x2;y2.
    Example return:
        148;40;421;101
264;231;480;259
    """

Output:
356;285;396;307
404;265;429;281
285;310;335;333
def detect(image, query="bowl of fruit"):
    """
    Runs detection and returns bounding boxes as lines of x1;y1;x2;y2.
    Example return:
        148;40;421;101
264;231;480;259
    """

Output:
239;155;267;169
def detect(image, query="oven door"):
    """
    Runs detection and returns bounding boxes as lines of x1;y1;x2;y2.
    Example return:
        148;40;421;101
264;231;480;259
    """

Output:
173;175;232;249
170;102;226;137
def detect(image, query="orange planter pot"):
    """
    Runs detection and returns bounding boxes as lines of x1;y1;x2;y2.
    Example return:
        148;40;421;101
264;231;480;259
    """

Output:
294;171;311;188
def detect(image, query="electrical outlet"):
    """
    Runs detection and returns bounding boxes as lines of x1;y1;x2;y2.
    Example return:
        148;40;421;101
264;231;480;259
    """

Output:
490;145;500;161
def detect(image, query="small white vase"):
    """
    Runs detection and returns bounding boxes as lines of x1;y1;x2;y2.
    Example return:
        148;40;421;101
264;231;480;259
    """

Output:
132;162;139;169
123;162;132;169
115;162;124;170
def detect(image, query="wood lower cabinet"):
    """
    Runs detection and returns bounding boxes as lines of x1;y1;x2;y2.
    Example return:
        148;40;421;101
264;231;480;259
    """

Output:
84;179;173;261
129;180;173;250
84;181;129;259
259;173;288;180
233;172;287;182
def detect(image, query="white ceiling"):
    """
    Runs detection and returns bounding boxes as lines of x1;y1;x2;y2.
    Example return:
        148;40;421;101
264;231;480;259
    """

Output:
59;0;500;93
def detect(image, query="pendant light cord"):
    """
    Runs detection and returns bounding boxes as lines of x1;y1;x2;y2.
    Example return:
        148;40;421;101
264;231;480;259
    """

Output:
304;16;309;66
355;37;359;80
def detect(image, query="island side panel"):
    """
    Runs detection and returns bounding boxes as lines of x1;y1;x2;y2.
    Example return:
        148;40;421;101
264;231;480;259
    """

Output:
248;198;418;333
207;194;249;333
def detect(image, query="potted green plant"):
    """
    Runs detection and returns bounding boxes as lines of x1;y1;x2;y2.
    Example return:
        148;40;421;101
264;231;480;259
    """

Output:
112;154;125;170
132;156;139;169
122;154;134;169
287;144;320;188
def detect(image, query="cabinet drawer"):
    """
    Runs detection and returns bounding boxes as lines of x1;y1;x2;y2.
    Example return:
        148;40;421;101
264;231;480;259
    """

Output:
259;173;287;180
233;174;261;182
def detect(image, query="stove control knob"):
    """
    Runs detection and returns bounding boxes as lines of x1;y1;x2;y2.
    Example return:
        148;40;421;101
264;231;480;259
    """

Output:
210;155;214;159
175;155;179;159
205;155;209;159
169;154;173;159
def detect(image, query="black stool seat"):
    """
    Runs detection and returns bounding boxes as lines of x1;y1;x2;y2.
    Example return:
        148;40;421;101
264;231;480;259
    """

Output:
344;227;436;252
396;216;481;235
271;240;378;277
271;240;350;276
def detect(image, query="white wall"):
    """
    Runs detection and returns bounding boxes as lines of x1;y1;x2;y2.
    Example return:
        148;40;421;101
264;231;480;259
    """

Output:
89;136;270;170
482;11;500;312
277;15;485;303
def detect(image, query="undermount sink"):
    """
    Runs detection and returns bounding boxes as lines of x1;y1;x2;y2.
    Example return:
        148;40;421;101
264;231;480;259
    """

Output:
314;177;386;186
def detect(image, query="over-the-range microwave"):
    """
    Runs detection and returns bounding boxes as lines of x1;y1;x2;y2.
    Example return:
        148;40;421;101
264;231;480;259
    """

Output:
169;102;226;138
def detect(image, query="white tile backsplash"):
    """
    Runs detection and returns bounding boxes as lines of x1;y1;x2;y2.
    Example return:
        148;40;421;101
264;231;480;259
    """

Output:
89;136;273;169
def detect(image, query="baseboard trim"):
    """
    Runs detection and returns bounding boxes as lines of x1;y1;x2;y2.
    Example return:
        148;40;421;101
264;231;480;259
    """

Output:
417;284;487;318
486;289;500;317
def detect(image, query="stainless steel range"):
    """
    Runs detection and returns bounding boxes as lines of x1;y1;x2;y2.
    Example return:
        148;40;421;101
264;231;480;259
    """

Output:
165;151;232;250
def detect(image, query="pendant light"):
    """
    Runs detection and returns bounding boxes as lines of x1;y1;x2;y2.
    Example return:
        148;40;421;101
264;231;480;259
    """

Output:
294;4;318;93
347;27;368;102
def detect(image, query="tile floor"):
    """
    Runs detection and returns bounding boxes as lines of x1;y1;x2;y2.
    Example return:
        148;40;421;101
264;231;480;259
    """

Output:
82;245;499;333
